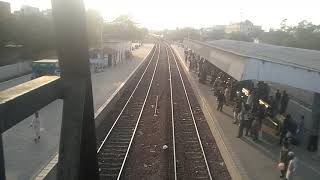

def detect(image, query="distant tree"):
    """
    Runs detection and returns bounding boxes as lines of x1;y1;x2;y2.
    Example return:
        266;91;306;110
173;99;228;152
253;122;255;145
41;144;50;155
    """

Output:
291;20;320;49
259;20;320;50
103;15;148;41
164;27;200;41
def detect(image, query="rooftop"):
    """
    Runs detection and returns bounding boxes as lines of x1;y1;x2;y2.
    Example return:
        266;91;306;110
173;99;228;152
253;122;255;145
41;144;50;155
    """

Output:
207;40;320;72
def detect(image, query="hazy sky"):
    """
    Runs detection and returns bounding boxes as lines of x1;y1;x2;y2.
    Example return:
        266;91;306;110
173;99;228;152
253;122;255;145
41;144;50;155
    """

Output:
6;0;320;30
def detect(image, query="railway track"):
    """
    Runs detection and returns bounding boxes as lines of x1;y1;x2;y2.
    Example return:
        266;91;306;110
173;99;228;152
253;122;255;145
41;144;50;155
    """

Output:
97;43;160;179
97;42;230;180
167;45;213;180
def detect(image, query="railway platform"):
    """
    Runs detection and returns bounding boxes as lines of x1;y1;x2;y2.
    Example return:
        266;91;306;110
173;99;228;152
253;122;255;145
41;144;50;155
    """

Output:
173;45;320;180
2;44;154;180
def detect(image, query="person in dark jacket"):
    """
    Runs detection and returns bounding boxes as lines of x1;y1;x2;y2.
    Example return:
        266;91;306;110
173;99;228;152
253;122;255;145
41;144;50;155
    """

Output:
233;96;242;124
296;115;305;145
280;114;291;145
280;91;289;114
237;104;250;138
216;90;225;112
275;89;281;111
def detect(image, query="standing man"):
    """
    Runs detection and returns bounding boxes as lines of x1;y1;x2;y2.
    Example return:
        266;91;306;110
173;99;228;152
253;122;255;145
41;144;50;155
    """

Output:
216;90;225;112
198;58;204;81
237;105;250;138
210;68;216;84
212;76;222;95
246;91;254;109
296;115;305;145
224;86;231;106
286;152;298;180
275;89;281;110
280;114;291;145
279;143;290;179
280;91;289;114
233;95;242;124
188;53;193;71
270;96;277;117
184;48;188;62
30;111;41;143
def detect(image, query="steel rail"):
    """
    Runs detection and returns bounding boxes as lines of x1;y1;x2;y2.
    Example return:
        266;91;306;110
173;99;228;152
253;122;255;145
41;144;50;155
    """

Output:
97;43;158;153
168;44;213;180
116;43;161;180
166;46;177;180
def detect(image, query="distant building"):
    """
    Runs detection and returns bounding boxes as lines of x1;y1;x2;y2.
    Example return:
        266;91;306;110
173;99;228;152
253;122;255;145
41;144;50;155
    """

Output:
212;25;226;31
20;5;40;16
13;10;21;16
0;1;11;19
42;9;52;18
102;34;132;66
225;20;262;34
202;25;226;33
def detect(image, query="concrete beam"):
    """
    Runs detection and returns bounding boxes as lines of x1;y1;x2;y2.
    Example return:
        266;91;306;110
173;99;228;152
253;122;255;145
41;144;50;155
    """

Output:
0;76;61;133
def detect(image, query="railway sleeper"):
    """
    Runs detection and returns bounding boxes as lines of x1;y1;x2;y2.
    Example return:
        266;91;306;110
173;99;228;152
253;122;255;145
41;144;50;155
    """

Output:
184;140;198;143
108;138;130;143
194;169;209;175
104;144;128;149
98;157;123;162
98;162;122;167
99;172;118;178
100;152;126;157
111;127;134;131
195;176;210;179
185;151;202;155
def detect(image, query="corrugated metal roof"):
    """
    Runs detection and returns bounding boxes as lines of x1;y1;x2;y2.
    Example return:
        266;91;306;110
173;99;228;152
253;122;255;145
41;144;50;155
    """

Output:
207;40;320;72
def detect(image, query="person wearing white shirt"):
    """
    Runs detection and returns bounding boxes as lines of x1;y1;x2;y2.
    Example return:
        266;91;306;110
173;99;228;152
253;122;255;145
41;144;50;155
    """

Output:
30;112;41;143
246;92;253;107
286;152;298;180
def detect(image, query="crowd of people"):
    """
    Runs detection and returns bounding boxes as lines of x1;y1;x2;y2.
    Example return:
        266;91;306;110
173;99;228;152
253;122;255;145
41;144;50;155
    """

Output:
184;48;302;180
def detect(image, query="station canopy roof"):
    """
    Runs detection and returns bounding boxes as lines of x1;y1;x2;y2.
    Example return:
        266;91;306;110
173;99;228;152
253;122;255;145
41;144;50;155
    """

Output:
184;39;320;93
208;40;320;72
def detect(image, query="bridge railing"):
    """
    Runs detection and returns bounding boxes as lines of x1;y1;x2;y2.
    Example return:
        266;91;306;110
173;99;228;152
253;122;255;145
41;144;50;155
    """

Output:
0;0;99;179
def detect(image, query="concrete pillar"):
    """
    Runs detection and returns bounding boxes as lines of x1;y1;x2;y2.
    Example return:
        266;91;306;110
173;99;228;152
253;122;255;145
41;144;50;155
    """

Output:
108;54;112;67
51;0;99;179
